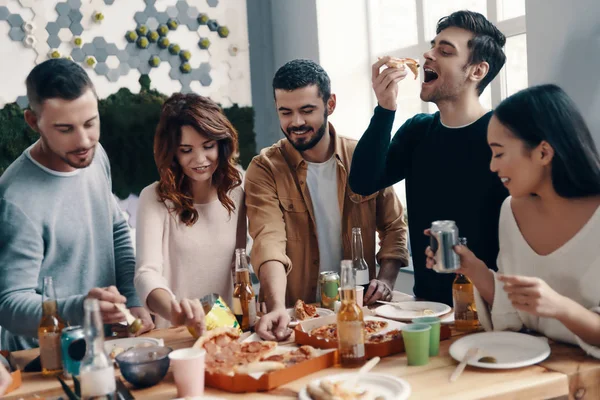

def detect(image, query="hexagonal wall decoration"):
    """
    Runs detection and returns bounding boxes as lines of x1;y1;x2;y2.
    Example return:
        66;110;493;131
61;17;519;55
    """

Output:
136;36;149;49
148;55;160;67
197;13;208;25
198;37;210;49
136;24;148;37
207;19;218;31
158;37;169;49
93;12;104;24
217;26;229;38
85;56;97;68
147;31;159;42
167;18;178;30
22;21;35;34
9;27;26;41
125;30;138;43
157;24;168;36
23;35;36;48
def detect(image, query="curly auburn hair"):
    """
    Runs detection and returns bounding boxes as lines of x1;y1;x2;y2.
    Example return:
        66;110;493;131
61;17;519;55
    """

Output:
154;93;242;226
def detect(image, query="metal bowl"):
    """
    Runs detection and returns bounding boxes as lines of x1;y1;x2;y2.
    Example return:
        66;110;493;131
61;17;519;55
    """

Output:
115;345;172;388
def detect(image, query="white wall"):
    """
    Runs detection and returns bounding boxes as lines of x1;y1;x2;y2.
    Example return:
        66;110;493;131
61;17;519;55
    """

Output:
526;0;600;148
315;0;374;140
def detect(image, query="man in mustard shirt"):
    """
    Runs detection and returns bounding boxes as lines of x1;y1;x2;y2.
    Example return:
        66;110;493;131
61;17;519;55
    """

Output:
245;59;409;341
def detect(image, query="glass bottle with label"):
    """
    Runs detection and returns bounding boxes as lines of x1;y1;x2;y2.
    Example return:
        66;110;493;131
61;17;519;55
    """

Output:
232;248;257;331
80;298;116;399
351;227;370;292
38;276;65;376
337;260;366;367
452;238;479;331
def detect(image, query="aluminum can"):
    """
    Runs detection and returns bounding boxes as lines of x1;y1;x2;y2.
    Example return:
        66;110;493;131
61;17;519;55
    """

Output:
430;220;462;273
318;271;340;310
60;325;85;378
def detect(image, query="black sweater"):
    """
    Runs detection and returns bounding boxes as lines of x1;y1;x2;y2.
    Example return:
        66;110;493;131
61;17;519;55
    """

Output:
349;106;508;305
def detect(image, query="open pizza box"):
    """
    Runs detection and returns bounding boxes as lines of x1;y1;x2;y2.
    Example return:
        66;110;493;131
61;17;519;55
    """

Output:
0;350;22;394
204;332;337;393
295;308;451;358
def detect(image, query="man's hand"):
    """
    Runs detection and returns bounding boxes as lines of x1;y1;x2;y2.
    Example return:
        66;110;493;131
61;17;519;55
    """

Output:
87;286;127;324
372;56;409;111
170;298;206;339
255;307;292;342
129;307;154;335
364;279;393;305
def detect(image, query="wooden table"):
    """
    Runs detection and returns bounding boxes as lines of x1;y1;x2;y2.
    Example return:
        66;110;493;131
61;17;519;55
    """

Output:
5;326;599;400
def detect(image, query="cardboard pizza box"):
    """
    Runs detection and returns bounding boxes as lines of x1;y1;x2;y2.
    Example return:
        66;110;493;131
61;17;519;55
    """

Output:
204;335;337;393
295;312;451;358
0;350;22;394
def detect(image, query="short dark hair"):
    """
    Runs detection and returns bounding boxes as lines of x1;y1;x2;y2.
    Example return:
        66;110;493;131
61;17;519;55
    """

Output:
437;10;506;95
494;84;600;198
272;59;331;103
25;58;96;112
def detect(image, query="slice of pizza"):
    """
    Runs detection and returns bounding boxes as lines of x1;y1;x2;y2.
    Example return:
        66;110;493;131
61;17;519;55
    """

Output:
294;299;310;321
381;56;420;80
367;328;402;344
365;320;388;335
192;326;240;349
295;299;319;321
309;323;338;341
261;345;320;367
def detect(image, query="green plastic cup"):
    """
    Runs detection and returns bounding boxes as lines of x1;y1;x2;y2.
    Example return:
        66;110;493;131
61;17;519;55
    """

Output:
412;316;441;356
402;323;431;366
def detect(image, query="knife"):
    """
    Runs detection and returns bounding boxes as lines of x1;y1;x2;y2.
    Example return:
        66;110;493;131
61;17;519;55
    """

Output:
116;377;136;400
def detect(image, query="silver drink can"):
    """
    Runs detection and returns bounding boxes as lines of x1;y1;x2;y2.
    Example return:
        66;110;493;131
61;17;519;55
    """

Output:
430;220;461;273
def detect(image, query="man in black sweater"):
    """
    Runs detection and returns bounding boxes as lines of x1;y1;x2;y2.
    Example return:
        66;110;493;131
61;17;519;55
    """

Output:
349;11;508;305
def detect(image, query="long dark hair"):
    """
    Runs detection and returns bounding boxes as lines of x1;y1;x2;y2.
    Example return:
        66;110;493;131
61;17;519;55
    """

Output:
154;93;242;226
494;84;600;198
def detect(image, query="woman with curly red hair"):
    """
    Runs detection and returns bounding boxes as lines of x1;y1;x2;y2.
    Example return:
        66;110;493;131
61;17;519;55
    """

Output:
134;93;245;335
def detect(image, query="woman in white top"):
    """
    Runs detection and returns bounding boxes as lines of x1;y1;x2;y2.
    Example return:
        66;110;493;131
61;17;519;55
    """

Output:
135;93;245;335
426;84;600;357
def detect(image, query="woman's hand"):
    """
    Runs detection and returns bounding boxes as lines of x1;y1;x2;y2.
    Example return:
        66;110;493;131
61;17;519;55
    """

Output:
424;229;487;279
170;298;206;338
499;275;567;319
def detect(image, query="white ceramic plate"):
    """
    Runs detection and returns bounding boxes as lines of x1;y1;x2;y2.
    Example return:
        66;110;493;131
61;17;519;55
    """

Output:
449;331;551;369
287;307;335;327
375;301;452;321
104;337;163;355
299;373;411;400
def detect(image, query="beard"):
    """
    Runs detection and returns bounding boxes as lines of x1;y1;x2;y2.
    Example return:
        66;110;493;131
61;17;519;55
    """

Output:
40;134;96;169
281;114;328;152
420;65;470;104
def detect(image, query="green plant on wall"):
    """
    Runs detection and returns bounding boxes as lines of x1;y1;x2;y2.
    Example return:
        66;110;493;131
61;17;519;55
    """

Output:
0;103;37;176
0;78;257;199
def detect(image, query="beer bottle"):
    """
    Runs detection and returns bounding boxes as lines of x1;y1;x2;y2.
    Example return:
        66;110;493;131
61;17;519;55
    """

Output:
337;260;366;367
453;274;479;331
38;276;65;376
232;248;257;331
351;227;370;293
80;298;116;399
453;238;479;331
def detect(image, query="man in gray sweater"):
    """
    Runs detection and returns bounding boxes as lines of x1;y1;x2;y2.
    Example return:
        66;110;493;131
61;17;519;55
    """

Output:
0;59;154;351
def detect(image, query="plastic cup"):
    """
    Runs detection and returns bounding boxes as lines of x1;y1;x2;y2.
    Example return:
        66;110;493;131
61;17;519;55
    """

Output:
338;286;364;307
412;316;441;356
169;348;205;397
402;323;431;366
